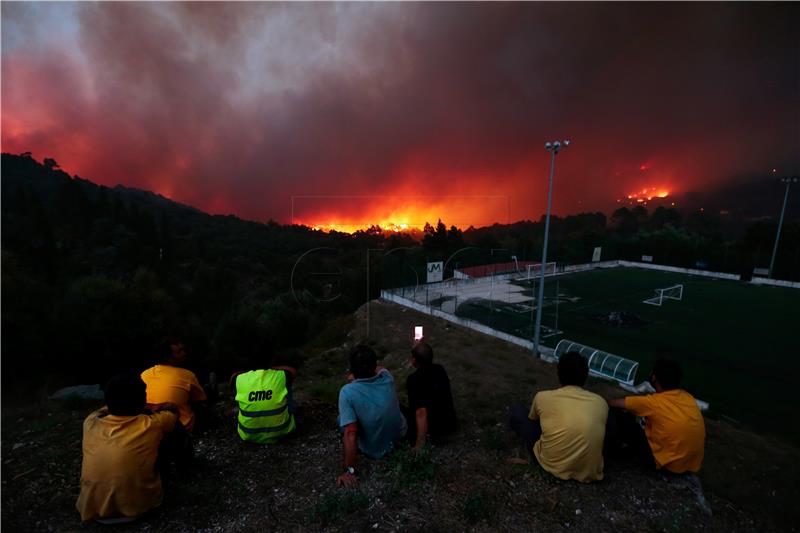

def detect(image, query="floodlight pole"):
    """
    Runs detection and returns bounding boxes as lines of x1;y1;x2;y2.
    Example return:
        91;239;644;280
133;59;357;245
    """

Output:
768;176;799;278
533;139;569;358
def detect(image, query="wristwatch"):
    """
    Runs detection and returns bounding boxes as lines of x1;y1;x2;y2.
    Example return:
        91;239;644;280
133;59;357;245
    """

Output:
345;466;357;476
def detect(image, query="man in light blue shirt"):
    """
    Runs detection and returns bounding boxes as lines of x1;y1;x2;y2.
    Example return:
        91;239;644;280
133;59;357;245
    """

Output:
336;344;407;487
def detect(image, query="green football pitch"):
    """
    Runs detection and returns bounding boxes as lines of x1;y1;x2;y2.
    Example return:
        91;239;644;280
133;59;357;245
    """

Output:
455;267;799;444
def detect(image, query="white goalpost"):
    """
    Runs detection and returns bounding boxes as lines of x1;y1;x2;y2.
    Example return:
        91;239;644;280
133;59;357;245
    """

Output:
524;262;557;280
643;284;684;306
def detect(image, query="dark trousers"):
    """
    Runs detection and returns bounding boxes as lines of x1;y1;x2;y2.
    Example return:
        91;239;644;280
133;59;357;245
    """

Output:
157;421;193;476
400;405;417;445
399;405;457;447
604;407;656;469
508;403;542;456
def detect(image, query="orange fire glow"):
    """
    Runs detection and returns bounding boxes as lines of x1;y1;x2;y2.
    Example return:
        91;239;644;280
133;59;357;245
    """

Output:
293;195;510;233
621;187;670;205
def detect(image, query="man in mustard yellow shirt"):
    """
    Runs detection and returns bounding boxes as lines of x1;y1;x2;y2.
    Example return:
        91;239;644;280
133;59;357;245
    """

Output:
510;352;608;482
141;339;207;432
607;358;705;473
77;374;180;523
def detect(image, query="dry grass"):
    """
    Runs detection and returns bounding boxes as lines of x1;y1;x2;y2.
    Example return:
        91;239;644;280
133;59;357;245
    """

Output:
2;299;799;531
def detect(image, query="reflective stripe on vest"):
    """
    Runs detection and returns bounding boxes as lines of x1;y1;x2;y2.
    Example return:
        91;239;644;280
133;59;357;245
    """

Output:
235;369;295;442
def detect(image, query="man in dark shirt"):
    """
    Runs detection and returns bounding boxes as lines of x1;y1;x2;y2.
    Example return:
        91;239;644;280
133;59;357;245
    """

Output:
405;341;457;449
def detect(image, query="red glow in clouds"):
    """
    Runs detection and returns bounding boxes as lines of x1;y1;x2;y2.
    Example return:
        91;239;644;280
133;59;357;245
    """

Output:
1;3;798;227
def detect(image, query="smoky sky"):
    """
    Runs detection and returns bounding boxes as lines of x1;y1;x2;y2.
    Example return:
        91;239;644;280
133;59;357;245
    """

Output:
2;2;798;227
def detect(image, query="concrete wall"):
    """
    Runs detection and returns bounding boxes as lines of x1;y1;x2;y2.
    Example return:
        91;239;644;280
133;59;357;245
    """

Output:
380;290;544;353
751;276;800;289
617;260;742;281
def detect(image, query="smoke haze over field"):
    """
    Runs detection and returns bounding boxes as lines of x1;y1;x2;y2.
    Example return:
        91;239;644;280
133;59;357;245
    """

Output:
2;2;798;228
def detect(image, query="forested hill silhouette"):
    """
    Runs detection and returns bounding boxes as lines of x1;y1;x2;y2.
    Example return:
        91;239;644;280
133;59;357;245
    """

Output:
2;152;798;401
1;152;373;397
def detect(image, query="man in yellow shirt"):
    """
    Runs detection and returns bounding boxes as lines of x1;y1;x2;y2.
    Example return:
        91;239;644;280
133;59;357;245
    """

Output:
509;351;608;483
607;358;705;473
76;374;180;523
141;339;207;432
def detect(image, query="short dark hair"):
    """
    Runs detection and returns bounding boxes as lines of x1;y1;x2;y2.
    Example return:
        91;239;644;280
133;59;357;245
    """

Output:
557;351;589;387
652;358;682;390
349;344;377;379
105;374;146;416
411;342;433;367
255;334;274;368
155;338;181;363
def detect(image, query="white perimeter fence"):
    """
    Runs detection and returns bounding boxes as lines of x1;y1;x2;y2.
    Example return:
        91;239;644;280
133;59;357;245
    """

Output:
751;276;800;289
380;290;545;353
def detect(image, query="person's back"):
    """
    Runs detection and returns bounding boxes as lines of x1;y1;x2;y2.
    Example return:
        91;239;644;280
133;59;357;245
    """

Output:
531;385;608;482
510;351;608;483
234;368;296;443
77;374;177;523
624;388;705;473
407;360;457;440
141;341;206;431
609;358;706;474
339;369;406;459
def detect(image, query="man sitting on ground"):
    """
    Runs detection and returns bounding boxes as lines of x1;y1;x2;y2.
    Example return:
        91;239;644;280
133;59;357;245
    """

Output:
509;351;608;482
76;374;183;523
607;358;705;473
336;344;407;487
141;339;207;433
405;341;457;450
231;350;297;444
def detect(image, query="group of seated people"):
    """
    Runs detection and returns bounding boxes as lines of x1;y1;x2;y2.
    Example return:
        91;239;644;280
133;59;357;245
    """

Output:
76;337;705;523
509;351;705;483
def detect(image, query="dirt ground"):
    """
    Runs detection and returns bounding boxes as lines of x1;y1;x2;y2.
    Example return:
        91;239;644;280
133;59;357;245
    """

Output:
3;299;799;532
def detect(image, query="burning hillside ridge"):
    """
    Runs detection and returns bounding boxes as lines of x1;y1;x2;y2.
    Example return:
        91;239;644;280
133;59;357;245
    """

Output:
617;187;672;207
292;194;510;233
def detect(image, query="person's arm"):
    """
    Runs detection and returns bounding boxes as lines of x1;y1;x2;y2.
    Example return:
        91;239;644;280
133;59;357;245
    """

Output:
619;394;654;417
150;408;178;434
607;397;627;409
189;373;208;402
230;371;246;395
413;407;428;450
146;402;180;414
336;422;359;487
528;393;540;421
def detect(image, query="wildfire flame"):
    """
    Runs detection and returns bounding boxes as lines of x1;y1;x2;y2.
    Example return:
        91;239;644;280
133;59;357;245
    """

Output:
294;195;508;234
622;186;670;204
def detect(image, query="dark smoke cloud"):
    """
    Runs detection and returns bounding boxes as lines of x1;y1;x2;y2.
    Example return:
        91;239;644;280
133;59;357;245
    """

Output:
2;2;798;226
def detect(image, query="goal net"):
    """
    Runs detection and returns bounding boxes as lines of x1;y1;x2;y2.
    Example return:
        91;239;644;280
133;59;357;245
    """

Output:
524;262;557;279
643;284;684;306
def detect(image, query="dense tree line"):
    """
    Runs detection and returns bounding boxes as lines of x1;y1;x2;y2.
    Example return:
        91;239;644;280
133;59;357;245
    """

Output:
2;153;797;399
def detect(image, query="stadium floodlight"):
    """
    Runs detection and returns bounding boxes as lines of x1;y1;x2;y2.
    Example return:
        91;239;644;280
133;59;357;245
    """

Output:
533;139;570;358
768;176;799;278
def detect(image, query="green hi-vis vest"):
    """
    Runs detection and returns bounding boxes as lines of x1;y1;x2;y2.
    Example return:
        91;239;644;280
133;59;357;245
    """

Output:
235;369;295;443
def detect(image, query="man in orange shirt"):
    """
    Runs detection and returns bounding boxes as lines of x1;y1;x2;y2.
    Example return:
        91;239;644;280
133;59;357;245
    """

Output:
141;339;208;433
607;358;705;473
77;374;181;523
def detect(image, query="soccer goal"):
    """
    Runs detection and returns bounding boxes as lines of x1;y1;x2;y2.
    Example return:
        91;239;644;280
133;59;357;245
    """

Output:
643;284;684;306
524;262;557;279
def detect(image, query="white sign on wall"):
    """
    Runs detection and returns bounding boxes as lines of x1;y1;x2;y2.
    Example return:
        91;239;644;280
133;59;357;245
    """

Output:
753;267;770;276
642;255;654;263
427;261;443;283
592;247;602;262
